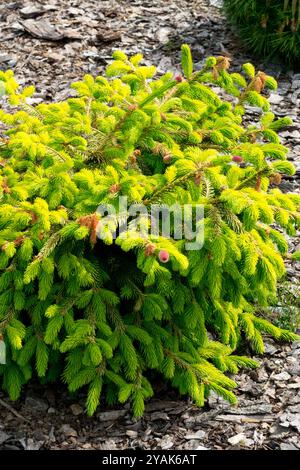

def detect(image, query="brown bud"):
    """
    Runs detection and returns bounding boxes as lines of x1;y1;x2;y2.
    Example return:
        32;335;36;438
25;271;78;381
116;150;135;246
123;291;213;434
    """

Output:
1;178;11;194
255;176;262;192
163;154;171;164
216;56;231;71
252;72;267;93
144;243;156;257
78;214;92;228
78;213;99;245
270;173;282;186
212;67;219;80
129;154;137;165
194;173;202;186
153;143;164;155
29;211;38;224
128;104;138;111
14;236;25;247
109;183;121;194
0;137;9;145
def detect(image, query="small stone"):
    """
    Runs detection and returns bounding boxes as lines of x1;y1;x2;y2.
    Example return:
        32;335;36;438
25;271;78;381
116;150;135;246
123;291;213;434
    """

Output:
156;27;171;44
59;424;78;437
82;443;92;449
268;93;283;105
33;430;45;441
97;409;127;422
25;396;48;412
184;430;206;440
287;404;300;413
287;382;300;389
70;404;83;416
280;443;298;451
99;439;117;450
272;371;291;381
47;407;56;414
26;438;43;450
126;430;138;438
264;342;279;355
0;53;14;63
243;438;255;448
196;445;210;450
19;5;45;19
289;415;300;432
0;430;9;445
150;411;170;421
48;426;55;442
256;368;269;382
47;52;64;63
160;435;174;450
228;433;246;445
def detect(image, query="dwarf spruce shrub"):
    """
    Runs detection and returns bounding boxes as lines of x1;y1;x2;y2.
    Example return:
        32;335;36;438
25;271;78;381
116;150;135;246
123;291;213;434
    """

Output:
224;0;300;66
0;46;299;417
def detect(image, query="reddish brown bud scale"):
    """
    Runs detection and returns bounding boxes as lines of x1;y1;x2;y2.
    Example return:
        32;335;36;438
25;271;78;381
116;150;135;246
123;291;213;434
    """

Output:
128;104;138;111
216;56;231;71
144;243;156;257
14;236;25;247
194;173;202;186
255;176;262;192
1;178;11;194
270;173;282;186
78;213;100;245
28;211;38;224
109;183;121;194
163;154;171;164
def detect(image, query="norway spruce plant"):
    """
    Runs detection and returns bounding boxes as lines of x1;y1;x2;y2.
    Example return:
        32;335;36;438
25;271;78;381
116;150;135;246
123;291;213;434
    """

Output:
224;0;300;66
0;46;299;417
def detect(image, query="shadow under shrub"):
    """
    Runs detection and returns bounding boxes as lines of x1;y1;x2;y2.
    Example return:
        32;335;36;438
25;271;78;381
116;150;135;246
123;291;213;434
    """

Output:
0;46;299;417
224;0;300;67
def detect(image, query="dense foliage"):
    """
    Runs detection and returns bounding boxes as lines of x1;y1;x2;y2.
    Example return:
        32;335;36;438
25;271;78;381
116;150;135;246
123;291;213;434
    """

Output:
0;46;299;416
224;0;300;66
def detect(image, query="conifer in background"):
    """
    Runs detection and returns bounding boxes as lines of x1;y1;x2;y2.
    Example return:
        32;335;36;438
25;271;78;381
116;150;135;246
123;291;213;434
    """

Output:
0;46;299;417
224;0;300;66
